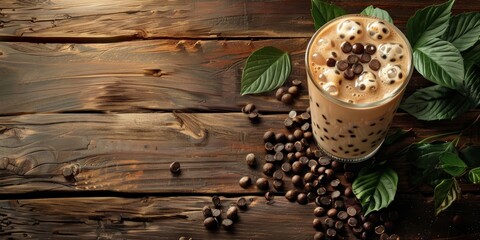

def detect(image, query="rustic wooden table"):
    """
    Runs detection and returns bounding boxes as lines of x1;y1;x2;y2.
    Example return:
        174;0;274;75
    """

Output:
0;0;479;239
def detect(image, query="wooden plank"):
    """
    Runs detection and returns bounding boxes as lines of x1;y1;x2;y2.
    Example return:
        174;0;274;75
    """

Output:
0;112;478;195
0;39;436;114
0;0;477;40
0;195;479;239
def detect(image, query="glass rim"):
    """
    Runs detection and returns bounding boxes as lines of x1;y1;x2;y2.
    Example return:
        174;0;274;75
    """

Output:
305;14;414;109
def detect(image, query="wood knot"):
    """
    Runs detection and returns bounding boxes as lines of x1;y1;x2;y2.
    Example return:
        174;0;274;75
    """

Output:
172;112;209;146
62;163;80;178
176;40;186;49
14;155;37;175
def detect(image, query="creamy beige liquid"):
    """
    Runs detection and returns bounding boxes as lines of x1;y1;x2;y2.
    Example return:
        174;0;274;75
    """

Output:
306;15;412;162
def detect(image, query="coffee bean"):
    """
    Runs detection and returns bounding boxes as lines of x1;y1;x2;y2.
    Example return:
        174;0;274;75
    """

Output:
304;182;314;192
300;138;309;147
288;110;297;119
211;195;221;209
347;54;359;64
169;161;181;174
220;218;233;231
336;60;349;71
294;151;304;159
264;191;275;202
226;206;238;220
334;200;345;210
362;231;373;240
337;211;348;220
317;187;327;196
274;152;284;162
284;118;293;128
245;153;256;167
292;79;302;86
301;112;311;120
320;196;332;206
281;162;292;173
369;59;381;71
324;217;335;228
344;171;355;182
273;179;284;190
283;142;293;152
324;169;334;179
304;172;315;183
299;156;309;166
363;221;374;232
301;122;310;131
452;214;464;227
389;234;400;240
294;141;303;152
318;157;331;166
344;186;353;197
380;233;389;240
352;225;363;235
203;217;218;230
326;58;337;67
275;133;287;143
256;177;269;190
330;160;341;172
292;130;303;141
335;220;344;230
327;208;338;218
375;225;386;235
239;176;252;188
263;131;275;143
365;44;377;55
360;53;371;63
263;163;275;176
242;103;256;114
297;193;308;205
273;143;284;153
202;206;213;218
326;228;337;238
314;206;326;217
281;93;293;104
287;134;296;143
287;86;299;97
347;206;357;217
265;142;274;152
248;111;260;122
236;197;248;209
314;232;325;240
348;217;358;227
353;63;363;75
317;166;326;175
330;179;341;188
292;161;304;174
292;175;304;187
285;190;297;202
313;217;323;230
308;160;318;169
271;170;283;181
211;208;221;218
331;190;341;199
265;154;275;163
341;41;353;53
275;87;287;101
352;43;364;54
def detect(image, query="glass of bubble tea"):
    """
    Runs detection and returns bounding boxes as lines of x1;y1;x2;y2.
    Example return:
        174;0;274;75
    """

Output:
305;15;413;163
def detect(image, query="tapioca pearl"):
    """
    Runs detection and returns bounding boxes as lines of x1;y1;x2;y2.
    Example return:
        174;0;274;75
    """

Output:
380;64;403;85
337;20;363;41
367;21;391;40
378;43;404;63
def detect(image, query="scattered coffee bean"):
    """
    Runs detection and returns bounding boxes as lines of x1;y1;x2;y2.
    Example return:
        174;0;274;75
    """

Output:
336;60;349;71
281;162;292;173
202;206;213;218
314;206;326;217
326;228;337;238
318;157;331;166
273;180;284;190
212;195;222;209
304;182;314;192
299;156;309;166
263;131;275;143
352;43;364;54
284;118;294;128
275;87;287;101
330;179;341;188
211;208;221;218
365;44;377;55
287;134;296;143
334;200;344;209
294;151;304;159
335;220;344;230
363;221;374;232
314;232;325;240
320;196;332;206
285;190;297;202
203;217;218;230
389;234;400;240
288;86;299;96
327;208;338;218
380;233;389;240
353;225;363;235
347;206;357;217
297;193;308;205
288;110;297;118
326;58;337;67
308;160;318;169
265;142;274;152
301;123;310;131
169;161;181;174
274;152;284;162
293;129;303;140
281;93;293;104
375;225;386;235
362;231;373;240
344;171;355;182
226;206;238;220
284;142;294;152
256;177;269;190
331;190;341;199
274;143;284;152
292;175;304;187
236;197;248;209
264;191;275;202
317;187;327;196
275;133;287;143
222;218;234;231
452;214;464;227
324;217;335;228
317;166;326;175
292;79;302;86
337;210;348;220
324;169;334;179
248;111;260;122
301;112;311;120
263;163;275;176
348;217;358;227
272;170;283;181
313;217;323;230
341;41;352;53
344;186;353;197
369;59;381;71
265;154;275;163
245;153;256;167
239;176;252;188
304;172;315;183
292;161;304;174
242;103;256;114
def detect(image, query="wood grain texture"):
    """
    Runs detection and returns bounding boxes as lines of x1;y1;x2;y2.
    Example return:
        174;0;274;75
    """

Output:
0;0;477;40
0;112;478;195
0;39;437;114
0;195;479;240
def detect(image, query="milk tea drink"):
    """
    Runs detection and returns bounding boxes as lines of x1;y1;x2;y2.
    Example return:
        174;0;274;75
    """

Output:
306;15;413;162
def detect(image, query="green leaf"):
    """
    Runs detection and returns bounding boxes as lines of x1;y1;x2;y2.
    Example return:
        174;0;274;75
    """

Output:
352;164;398;216
463;62;480;105
439;152;467;177
400;85;475;121
468;167;480;184
413;38;464;90
463;41;480;66
460;145;480;167
407;142;455;186
406;0;454;48
240;47;291;95
434;178;461;215
442;13;480;51
384;128;412;146
360;6;393;24
311;0;347;30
